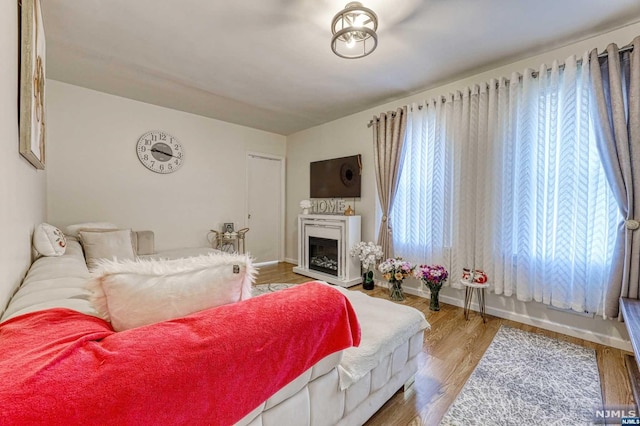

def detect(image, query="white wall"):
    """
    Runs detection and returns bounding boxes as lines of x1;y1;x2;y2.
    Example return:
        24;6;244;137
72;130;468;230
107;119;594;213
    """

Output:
46;81;285;251
286;22;640;349
286;125;377;263
0;1;47;313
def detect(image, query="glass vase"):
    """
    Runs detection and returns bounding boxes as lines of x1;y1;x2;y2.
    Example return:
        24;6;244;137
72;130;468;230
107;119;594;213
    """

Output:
429;287;441;311
389;279;405;301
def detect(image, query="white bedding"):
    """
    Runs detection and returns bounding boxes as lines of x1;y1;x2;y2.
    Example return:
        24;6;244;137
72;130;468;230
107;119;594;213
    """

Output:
0;240;96;322
334;286;430;389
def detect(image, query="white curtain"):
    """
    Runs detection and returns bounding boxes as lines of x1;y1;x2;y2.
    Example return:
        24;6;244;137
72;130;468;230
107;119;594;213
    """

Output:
488;55;620;314
393;99;451;267
393;53;620;314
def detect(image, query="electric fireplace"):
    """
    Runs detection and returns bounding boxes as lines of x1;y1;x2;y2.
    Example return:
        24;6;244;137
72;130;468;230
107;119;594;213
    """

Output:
293;214;362;287
308;237;339;276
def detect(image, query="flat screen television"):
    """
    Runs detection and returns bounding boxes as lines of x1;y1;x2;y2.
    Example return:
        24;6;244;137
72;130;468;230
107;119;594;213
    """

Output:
310;155;361;198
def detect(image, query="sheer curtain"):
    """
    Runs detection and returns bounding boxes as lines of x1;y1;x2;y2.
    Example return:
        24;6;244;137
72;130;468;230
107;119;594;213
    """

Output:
393;99;451;267
393;53;620;314
393;88;488;285
485;55;620;314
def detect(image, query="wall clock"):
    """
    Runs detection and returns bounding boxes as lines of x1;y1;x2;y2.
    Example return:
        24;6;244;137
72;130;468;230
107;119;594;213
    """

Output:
136;131;184;174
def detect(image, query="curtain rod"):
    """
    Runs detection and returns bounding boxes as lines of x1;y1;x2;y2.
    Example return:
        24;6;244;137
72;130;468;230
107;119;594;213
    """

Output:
367;43;634;128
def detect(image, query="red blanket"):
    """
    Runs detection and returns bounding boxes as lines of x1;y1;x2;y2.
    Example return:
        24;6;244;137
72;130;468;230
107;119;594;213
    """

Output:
0;282;360;425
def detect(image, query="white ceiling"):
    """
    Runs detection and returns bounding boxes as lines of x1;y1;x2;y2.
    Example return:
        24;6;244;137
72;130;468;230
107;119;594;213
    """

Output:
43;0;640;135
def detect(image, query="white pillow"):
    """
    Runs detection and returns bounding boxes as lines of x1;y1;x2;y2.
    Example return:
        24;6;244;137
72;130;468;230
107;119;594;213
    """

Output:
32;223;67;257
65;222;118;238
88;253;255;331
79;229;136;270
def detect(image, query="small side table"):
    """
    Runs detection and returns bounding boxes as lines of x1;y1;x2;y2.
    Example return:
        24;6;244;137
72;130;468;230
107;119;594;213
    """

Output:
235;228;249;253
208;228;249;254
461;279;489;323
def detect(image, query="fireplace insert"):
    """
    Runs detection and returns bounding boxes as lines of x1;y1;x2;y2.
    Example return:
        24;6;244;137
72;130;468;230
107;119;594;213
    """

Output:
308;237;339;276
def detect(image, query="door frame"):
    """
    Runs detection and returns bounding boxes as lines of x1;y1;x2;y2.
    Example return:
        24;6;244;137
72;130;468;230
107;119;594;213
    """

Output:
245;151;286;263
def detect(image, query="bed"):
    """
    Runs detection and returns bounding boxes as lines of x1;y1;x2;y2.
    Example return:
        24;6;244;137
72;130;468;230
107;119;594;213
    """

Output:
0;234;428;425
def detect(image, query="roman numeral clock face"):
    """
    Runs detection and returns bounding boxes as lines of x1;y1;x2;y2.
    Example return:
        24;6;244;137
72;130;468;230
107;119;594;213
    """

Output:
136;131;184;174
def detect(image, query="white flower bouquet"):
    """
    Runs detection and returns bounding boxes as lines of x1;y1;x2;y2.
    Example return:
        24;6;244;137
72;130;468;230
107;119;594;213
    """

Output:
299;200;312;209
300;199;312;214
350;241;383;271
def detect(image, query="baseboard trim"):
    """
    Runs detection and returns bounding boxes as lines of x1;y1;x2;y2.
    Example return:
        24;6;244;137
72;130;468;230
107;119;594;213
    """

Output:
284;257;298;265
380;283;632;352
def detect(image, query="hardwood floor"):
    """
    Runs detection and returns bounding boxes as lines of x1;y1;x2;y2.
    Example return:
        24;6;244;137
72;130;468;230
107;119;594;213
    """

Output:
254;262;635;426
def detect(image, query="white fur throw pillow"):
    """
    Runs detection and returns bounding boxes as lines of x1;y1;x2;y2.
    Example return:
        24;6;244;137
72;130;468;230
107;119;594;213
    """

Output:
88;253;255;331
79;229;137;270
32;223;67;257
65;222;118;238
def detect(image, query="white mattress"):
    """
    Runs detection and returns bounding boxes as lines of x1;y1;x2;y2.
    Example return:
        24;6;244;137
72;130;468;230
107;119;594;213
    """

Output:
333;285;429;389
0;240;96;323
237;316;425;426
139;247;221;260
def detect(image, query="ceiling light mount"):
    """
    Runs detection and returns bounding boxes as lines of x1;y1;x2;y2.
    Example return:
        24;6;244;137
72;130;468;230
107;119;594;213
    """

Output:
331;2;378;59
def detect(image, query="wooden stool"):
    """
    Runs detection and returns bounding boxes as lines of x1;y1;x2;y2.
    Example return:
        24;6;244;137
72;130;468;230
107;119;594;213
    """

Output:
461;280;489;323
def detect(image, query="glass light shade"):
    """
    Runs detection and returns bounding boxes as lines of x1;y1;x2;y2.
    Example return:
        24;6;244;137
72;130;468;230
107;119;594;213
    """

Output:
331;2;378;59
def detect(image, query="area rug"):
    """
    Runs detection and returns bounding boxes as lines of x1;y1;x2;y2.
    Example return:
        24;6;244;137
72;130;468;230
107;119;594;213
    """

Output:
440;326;603;425
252;283;295;297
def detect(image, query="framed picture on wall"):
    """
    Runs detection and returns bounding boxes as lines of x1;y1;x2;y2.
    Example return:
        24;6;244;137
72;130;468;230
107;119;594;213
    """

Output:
19;0;46;170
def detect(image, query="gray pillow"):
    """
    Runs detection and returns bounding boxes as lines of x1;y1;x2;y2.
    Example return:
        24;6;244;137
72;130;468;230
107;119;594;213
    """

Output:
79;229;136;270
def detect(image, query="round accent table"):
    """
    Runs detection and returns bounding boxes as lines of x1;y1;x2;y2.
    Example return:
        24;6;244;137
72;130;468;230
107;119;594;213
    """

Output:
460;279;490;323
207;228;250;254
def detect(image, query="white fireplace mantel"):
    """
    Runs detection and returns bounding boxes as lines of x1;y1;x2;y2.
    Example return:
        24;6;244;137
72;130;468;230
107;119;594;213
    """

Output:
293;214;361;287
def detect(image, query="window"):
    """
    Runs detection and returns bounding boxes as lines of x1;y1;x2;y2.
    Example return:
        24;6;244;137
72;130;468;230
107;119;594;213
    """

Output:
392;56;621;314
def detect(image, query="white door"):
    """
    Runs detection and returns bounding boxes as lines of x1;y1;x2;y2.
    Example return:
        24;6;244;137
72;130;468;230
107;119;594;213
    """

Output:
247;153;283;263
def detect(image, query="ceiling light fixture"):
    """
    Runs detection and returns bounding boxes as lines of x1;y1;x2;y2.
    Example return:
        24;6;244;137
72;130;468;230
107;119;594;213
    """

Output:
331;2;378;59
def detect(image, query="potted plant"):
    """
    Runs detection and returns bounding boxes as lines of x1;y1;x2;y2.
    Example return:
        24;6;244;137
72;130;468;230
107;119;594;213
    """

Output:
350;242;383;290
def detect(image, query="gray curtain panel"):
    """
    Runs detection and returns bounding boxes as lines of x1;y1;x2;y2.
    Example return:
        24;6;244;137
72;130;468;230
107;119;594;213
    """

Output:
590;36;640;318
372;107;407;259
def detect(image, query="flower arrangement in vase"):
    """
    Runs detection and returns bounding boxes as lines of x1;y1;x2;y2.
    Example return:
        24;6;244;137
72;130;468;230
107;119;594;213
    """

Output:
378;257;414;301
415;264;449;311
350;242;383;290
299;200;312;215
